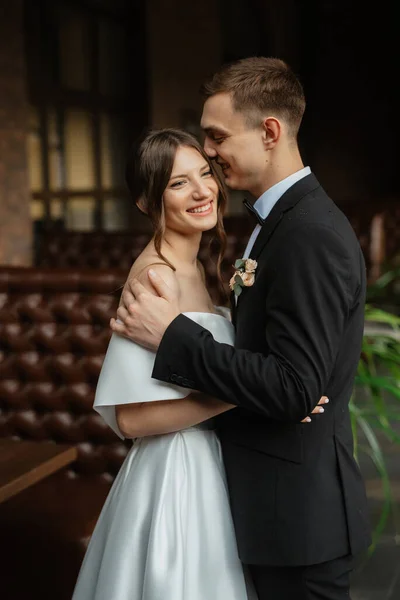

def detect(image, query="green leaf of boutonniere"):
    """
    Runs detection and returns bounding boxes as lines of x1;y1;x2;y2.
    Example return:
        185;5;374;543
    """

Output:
233;284;242;296
234;259;246;270
234;274;242;285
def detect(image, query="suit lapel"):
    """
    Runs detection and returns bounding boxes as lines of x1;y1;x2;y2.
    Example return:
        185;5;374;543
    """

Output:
233;174;321;314
249;173;321;261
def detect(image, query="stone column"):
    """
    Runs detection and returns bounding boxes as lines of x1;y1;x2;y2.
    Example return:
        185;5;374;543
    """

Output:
0;1;32;265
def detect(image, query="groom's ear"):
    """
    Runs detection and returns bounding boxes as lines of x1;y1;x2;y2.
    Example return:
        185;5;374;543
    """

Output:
261;117;281;150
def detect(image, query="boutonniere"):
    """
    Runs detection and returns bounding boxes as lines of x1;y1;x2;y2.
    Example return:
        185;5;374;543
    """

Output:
229;258;258;297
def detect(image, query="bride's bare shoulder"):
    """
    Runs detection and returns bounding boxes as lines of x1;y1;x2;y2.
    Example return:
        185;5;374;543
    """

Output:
139;262;179;294
125;253;179;296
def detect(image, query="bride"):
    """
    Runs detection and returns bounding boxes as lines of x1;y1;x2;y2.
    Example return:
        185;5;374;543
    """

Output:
72;128;326;600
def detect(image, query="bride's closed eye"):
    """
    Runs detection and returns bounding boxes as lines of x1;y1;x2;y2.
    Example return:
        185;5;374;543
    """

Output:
170;179;186;188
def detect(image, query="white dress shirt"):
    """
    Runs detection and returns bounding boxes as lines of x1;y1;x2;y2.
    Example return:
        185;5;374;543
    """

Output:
243;167;311;258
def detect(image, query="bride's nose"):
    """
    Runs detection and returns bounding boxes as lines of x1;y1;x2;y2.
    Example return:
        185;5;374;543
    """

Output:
192;180;212;201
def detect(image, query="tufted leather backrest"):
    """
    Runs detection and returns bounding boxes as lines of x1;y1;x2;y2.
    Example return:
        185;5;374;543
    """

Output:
36;218;253;285
0;268;129;481
35;206;400;284
36;232;152;271
35;219;254;305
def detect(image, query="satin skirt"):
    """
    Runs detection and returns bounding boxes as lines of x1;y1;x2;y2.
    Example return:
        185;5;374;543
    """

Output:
72;423;256;600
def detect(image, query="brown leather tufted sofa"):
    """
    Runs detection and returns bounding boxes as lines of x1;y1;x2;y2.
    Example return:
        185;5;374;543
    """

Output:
0;268;130;600
34;217;254;305
35;216;253;276
35;204;400;282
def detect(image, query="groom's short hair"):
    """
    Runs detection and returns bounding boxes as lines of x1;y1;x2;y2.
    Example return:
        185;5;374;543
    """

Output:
201;57;306;138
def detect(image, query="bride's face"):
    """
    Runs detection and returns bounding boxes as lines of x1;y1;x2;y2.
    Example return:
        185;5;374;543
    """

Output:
162;146;219;235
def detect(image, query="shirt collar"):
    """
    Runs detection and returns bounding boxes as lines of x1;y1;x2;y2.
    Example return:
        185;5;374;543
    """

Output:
253;167;311;221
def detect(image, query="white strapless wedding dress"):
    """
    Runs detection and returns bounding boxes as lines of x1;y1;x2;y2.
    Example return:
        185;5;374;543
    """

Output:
72;310;257;600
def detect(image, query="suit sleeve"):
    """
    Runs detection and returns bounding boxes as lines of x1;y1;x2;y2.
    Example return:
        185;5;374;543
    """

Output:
152;224;352;422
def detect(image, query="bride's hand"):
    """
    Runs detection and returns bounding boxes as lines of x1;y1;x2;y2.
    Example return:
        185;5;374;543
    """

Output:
301;396;329;423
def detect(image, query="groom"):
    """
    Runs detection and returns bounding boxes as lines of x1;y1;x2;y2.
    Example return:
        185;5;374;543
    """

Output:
111;57;371;599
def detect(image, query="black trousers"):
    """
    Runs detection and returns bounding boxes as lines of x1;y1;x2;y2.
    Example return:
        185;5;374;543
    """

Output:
248;555;353;600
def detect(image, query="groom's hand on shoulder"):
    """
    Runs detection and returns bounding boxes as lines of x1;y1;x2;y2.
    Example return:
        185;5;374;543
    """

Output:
110;266;181;351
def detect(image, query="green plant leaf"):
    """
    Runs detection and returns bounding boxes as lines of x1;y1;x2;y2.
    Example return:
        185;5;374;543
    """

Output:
355;375;400;399
364;306;400;328
233;284;242;297
234;259;246;270
349;397;359;460
356;416;393;554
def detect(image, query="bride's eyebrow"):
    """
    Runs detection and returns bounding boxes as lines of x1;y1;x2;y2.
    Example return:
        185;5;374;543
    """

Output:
170;173;187;180
170;164;210;180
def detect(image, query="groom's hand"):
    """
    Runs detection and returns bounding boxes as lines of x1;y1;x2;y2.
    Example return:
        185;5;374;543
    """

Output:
110;269;180;351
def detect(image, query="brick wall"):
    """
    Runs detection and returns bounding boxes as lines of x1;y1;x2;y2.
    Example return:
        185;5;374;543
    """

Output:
0;1;32;265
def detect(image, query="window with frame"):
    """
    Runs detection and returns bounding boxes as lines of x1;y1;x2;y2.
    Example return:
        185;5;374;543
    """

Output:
25;0;147;234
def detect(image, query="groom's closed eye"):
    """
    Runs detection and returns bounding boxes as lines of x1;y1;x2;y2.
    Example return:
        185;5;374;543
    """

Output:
208;132;227;144
211;136;225;144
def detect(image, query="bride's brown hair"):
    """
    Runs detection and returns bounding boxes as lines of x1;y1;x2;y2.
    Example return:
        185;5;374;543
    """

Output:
125;128;228;294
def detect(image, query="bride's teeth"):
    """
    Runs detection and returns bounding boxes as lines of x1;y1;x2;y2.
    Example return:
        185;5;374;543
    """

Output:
188;202;211;214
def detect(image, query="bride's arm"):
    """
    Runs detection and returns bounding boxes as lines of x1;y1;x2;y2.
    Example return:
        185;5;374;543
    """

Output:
114;262;235;438
116;391;326;438
116;393;234;439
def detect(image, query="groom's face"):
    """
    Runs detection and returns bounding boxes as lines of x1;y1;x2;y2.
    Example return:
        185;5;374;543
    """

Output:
200;92;267;197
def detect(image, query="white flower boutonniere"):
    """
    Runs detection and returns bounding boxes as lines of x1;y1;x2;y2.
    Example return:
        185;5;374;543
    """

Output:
229;258;258;297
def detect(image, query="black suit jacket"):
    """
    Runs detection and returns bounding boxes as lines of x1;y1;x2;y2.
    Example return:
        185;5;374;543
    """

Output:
153;174;371;566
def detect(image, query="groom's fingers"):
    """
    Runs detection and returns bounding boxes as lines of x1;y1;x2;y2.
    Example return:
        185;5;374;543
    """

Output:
116;305;129;323
123;278;152;314
122;286;136;309
110;317;127;335
147;269;175;301
129;278;149;303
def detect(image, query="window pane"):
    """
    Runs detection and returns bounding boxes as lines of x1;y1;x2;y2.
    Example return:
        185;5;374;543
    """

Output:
103;197;131;231
51;198;65;221
48;110;63;191
58;4;91;90
98;20;128;96
27;108;43;192
64;110;95;190
66;197;96;231
100;113;128;188
31;199;45;221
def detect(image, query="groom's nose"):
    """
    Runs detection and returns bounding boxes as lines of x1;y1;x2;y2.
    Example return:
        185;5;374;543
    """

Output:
203;137;218;158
